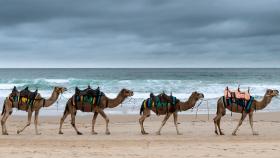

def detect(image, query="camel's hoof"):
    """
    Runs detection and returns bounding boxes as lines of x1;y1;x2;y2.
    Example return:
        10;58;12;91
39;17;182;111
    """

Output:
2;132;8;135
156;132;161;135
253;132;259;136
105;131;111;135
77;132;83;135
36;133;42;135
177;133;183;135
220;132;225;135
141;131;149;135
215;130;218;135
232;133;237;136
17;130;20;134
58;131;63;135
92;131;98;135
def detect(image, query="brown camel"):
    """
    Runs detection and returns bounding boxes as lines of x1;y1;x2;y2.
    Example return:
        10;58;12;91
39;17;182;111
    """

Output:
139;91;204;135
213;89;279;136
59;88;133;135
1;86;67;135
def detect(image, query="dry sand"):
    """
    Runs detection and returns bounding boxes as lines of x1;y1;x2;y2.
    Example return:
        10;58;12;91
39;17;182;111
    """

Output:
1;112;280;158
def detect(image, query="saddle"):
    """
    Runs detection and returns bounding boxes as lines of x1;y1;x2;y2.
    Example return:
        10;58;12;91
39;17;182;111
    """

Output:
143;92;178;115
223;86;254;113
20;87;38;99
75;85;91;96
10;86;38;111
10;86;19;98
74;86;104;112
11;87;38;101
224;87;250;101
75;86;102;97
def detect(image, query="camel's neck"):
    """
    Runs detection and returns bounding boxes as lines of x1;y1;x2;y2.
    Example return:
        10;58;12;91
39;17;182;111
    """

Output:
179;96;199;111
104;92;127;108
254;94;272;110
43;90;60;107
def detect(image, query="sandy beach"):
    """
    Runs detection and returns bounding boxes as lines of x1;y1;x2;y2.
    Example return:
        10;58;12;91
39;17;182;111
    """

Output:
0;112;280;158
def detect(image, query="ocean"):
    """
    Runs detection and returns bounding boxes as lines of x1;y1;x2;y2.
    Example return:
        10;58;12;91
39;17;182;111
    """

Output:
0;68;279;115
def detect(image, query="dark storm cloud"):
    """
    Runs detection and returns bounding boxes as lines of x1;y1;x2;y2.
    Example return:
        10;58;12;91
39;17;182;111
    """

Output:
0;0;280;67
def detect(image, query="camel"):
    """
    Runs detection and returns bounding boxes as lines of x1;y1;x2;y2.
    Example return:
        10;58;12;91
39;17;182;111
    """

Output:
139;91;204;135
1;86;67;135
213;89;279;136
59;88;133;135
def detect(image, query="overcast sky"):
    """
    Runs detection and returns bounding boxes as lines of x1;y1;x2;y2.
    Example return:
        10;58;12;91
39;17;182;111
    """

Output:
0;0;279;68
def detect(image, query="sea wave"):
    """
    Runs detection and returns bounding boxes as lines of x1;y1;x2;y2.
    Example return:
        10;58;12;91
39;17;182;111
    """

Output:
0;78;280;115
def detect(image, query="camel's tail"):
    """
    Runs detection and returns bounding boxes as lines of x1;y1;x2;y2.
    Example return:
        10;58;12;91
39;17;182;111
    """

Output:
140;100;144;115
1;99;6;116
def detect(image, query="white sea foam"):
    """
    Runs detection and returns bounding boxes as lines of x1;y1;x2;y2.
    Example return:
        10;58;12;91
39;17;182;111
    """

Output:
1;77;280;115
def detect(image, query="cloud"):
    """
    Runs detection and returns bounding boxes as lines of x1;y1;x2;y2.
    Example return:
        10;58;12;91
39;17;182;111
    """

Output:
0;0;279;67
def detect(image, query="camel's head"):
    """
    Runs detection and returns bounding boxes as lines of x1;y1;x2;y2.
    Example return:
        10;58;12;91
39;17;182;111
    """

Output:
190;91;204;100
54;87;67;94
120;88;134;97
266;89;279;97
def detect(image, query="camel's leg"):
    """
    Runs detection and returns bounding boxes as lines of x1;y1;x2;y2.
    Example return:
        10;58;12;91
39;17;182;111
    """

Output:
59;110;70;134
99;110;110;135
213;114;221;135
1;112;10;135
139;109;150;135
173;112;182;135
1;99;12;135
92;112;98;135
34;110;41;135
214;99;225;135
156;113;171;135
249;112;258;135
17;110;33;134
217;117;224;135
71;111;82;135
232;112;247;136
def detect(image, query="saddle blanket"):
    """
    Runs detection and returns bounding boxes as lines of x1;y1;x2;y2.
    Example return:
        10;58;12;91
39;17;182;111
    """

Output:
223;96;254;113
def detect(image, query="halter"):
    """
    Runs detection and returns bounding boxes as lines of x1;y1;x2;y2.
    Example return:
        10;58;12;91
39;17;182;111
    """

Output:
194;99;210;121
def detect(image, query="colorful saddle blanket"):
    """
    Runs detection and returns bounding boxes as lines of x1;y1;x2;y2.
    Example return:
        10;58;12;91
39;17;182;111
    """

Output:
223;96;254;113
144;95;177;109
74;86;104;112
10;86;38;111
